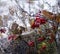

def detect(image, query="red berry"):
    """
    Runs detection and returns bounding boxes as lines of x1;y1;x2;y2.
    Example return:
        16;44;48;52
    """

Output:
28;41;34;47
40;45;46;52
38;37;43;42
8;36;12;40
31;21;40;29
8;35;16;40
40;18;46;24
31;22;36;29
48;39;54;43
42;45;46;49
40;48;44;52
0;29;6;33
38;37;45;42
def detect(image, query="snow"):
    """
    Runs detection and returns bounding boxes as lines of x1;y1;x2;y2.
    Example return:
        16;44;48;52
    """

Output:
0;0;59;14
0;0;60;39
